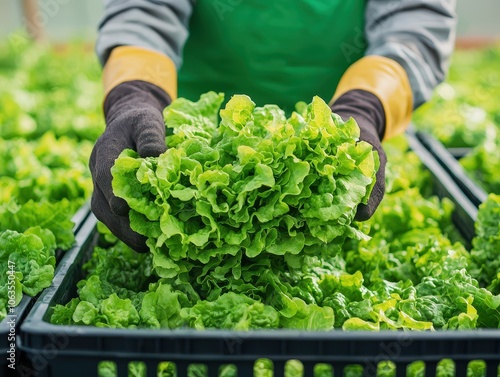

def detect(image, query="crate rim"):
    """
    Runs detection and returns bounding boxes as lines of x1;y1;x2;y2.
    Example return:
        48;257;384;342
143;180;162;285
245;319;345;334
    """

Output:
415;130;489;206
0;295;33;354
407;131;478;218
20;318;500;340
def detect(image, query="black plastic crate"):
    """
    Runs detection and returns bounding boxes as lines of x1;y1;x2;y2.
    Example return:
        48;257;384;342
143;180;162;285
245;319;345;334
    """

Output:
407;133;478;245
0;202;91;376
1;295;34;376
19;138;500;377
415;131;488;208
70;202;92;236
447;148;473;160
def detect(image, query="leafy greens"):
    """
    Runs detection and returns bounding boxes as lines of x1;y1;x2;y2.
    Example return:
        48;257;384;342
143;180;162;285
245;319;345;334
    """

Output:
51;94;500;335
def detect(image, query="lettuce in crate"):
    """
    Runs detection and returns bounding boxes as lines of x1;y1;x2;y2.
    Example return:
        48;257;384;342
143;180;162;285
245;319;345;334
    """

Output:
112;92;378;282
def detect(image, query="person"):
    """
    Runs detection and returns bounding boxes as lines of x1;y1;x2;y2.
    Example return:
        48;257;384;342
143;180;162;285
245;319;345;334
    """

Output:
90;0;457;253
21;0;46;43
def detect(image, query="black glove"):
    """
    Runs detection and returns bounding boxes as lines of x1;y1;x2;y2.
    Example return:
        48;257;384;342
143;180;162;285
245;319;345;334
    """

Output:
330;89;387;221
89;80;171;252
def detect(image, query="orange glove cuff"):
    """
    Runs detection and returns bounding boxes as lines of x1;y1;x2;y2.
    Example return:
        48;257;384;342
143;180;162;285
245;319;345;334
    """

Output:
103;46;177;100
331;56;413;140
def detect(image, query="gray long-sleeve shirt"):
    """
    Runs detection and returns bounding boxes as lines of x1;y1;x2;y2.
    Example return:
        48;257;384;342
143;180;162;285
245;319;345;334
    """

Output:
96;0;457;108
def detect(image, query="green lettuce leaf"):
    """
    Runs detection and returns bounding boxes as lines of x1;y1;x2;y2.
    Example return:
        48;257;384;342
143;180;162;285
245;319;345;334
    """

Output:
181;292;279;330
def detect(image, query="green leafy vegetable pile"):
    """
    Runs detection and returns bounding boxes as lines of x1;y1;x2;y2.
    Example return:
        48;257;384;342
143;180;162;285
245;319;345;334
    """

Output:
0;37;104;141
413;46;500;149
112;92;378;283
51;95;500;335
0;133;93;320
0;133;93;204
0;38;104;321
412;45;500;194
460;135;500;194
0;228;56;313
469;194;500;294
0;198;79;321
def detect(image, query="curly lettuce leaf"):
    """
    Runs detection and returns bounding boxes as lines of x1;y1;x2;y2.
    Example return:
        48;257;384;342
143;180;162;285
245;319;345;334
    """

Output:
0;198;75;250
0;227;56;298
469;194;500;292
181;292;279;330
460;137;500;194
113;93;378;284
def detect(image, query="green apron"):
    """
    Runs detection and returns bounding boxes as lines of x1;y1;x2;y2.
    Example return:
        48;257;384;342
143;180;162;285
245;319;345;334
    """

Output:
178;0;367;113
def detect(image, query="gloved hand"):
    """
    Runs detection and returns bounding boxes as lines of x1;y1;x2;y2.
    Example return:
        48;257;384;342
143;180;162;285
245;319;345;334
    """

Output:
330;89;387;221
89;80;171;252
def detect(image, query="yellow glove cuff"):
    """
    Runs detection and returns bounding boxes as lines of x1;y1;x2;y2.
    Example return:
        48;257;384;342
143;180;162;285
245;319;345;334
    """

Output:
103;46;177;100
331;56;413;140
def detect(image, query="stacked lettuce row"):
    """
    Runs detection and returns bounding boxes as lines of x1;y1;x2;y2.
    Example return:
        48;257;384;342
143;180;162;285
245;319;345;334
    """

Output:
53;93;379;330
0;38;104;141
51;93;500;334
469;194;500;294
114;93;378;299
413;47;500;149
413;46;500;194
460;138;500;194
0;38;104;321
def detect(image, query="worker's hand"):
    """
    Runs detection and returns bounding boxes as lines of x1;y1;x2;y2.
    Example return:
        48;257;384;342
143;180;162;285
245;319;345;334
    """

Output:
330;90;387;221
89;81;171;252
